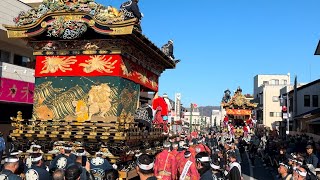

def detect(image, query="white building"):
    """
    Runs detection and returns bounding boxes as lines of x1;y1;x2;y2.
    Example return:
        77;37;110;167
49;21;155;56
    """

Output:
211;109;222;127
184;111;201;131
253;74;291;128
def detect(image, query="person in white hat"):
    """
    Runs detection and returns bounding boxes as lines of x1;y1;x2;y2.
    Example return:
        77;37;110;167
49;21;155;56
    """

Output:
177;151;200;180
154;142;177;180
136;153;157;180
0;156;21;179
90;151;114;179
49;144;76;172
25;153;51;180
170;143;179;157
195;152;214;180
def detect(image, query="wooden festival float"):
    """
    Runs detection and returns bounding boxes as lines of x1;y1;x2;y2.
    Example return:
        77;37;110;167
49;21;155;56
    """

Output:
4;0;176;177
221;87;257;137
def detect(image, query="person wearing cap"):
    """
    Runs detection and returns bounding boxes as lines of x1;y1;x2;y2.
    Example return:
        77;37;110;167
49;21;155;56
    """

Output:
305;145;318;170
177;151;200;180
49;144;76;172
0;132;5;164
278;162;292;180
25;153;51;180
154;142;177;180
195;152;214;180
226;152;242;180
0;156;22;180
136;154;157;180
90;151;113;179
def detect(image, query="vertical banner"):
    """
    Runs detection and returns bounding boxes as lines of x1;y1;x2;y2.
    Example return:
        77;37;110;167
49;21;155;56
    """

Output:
175;93;181;121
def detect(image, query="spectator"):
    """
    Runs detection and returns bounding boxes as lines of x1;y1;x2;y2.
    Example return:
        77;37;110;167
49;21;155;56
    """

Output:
53;169;65;180
65;164;82;180
305;145;318;169
0;132;5;163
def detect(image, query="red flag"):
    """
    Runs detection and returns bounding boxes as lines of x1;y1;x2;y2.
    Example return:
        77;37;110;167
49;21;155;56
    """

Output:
193;104;197;108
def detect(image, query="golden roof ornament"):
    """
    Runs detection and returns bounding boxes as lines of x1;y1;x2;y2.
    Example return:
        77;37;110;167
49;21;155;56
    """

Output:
5;0;137;39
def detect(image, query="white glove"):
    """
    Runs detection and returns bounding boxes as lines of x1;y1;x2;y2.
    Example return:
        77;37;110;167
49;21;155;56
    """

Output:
141;13;144;18
112;164;118;170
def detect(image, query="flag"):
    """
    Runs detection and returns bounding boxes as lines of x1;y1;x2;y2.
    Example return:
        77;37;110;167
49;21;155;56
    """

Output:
193;103;197;108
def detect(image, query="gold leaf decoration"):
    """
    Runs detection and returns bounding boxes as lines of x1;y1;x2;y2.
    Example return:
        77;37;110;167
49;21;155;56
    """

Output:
79;55;117;73
40;56;77;74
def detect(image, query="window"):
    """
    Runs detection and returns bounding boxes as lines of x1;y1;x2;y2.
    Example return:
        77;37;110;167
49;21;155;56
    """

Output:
304;95;310;107
14;54;30;67
275;79;279;85
282;80;288;85
272;96;279;102
0;50;10;63
270;80;275;85
313;95;318;107
270;112;274;117
270;112;282;117
263;81;269;85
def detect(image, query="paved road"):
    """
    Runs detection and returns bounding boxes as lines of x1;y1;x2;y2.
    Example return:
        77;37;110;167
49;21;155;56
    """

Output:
241;150;276;180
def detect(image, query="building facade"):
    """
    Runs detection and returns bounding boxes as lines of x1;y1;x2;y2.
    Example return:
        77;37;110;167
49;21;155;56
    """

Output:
253;74;291;128
288;79;320;135
0;0;36;136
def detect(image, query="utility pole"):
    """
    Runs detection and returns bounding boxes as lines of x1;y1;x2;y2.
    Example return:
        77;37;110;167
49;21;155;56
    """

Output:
190;103;193;133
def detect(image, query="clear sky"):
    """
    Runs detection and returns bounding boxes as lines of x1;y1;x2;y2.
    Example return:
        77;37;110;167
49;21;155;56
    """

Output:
97;0;320;107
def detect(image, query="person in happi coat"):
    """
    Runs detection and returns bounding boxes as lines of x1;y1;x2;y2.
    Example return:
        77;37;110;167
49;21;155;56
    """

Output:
226;152;242;180
177;151;200;180
136;153;157;180
196;139;211;155
49;144;76;172
170;143;179;157
154;142;177;180
90;151;114;179
0;156;22;180
195;152;214;180
25;153;51;180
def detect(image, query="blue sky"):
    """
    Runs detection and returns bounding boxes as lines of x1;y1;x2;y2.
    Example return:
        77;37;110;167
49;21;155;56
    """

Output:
97;0;320;107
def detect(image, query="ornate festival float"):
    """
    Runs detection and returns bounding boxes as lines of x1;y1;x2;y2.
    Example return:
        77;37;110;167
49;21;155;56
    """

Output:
221;87;257;137
4;0;176;174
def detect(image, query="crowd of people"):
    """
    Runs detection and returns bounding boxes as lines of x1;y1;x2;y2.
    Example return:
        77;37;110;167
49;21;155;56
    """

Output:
2;124;320;180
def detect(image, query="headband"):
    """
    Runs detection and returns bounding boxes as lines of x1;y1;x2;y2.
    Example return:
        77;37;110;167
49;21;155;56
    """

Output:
279;163;289;169
137;160;154;171
96;152;104;155
197;157;210;162
210;163;220;170
31;156;43;162
296;169;307;177
11;151;22;156
184;153;191;158
31;145;41;149
5;158;19;163
64;146;73;150
73;152;86;157
163;143;171;148
172;144;178;148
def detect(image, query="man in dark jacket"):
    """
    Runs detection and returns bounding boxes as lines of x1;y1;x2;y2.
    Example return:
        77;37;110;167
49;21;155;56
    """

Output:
195;152;214;180
25;153;51;180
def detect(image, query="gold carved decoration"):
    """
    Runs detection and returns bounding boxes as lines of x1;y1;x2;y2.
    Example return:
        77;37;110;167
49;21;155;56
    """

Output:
79;55;117;73
40;56;77;74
